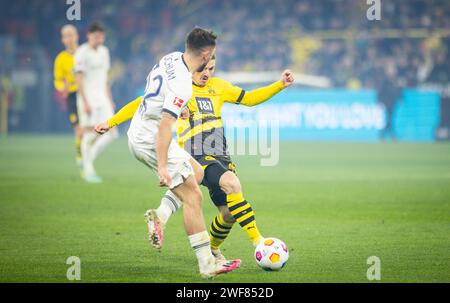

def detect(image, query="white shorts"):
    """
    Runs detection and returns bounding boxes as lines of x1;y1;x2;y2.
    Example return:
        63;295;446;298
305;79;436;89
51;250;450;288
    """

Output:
77;98;113;127
128;139;194;189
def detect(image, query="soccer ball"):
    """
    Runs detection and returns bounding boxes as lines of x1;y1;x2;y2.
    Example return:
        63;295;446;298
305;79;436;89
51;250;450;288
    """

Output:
254;237;289;271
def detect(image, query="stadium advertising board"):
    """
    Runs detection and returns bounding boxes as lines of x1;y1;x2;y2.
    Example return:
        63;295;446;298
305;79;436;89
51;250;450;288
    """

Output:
221;89;440;142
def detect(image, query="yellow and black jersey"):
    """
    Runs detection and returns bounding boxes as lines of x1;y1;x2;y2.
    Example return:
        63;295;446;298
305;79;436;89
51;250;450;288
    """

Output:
107;77;285;157
53;50;77;93
176;77;248;157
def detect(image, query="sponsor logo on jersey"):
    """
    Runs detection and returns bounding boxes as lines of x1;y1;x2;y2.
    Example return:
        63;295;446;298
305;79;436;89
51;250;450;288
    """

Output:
195;97;214;114
173;97;184;108
207;86;216;94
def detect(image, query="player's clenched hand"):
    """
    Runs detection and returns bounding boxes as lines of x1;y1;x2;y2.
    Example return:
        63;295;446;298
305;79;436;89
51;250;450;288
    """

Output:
280;70;294;87
180;108;190;120
158;166;172;187
95;122;111;134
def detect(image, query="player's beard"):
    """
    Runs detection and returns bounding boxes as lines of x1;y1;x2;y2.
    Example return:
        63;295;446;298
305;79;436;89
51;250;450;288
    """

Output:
196;62;208;73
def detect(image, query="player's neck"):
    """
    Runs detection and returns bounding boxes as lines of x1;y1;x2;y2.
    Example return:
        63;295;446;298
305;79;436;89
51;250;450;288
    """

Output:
182;52;200;74
88;43;101;51
66;45;78;54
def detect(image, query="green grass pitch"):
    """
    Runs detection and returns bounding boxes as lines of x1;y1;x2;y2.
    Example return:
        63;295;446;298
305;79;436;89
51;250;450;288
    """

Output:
0;135;449;282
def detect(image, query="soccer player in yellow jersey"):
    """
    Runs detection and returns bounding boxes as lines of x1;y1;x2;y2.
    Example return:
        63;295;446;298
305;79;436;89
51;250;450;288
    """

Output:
53;24;82;165
96;57;294;260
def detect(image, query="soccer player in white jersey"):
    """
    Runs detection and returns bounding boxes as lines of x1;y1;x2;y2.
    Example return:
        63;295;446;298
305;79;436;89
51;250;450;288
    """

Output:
97;28;240;278
74;23;117;183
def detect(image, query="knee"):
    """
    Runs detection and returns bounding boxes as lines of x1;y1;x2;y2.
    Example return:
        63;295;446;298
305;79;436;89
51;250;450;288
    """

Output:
190;160;204;185
194;168;204;185
220;173;241;194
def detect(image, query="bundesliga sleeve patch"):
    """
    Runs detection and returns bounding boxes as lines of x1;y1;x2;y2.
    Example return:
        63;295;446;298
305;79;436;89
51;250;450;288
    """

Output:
173;97;184;108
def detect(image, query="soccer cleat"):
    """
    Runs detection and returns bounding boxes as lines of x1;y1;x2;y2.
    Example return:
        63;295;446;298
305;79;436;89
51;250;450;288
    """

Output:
200;258;241;279
211;249;227;262
83;174;103;183
144;209;164;251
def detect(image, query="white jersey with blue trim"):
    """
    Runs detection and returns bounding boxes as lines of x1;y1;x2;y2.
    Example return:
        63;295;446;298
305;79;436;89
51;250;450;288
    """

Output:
128;51;192;146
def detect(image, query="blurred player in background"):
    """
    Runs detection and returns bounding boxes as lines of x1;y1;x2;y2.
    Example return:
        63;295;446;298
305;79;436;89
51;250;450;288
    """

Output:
53;24;82;167
96;28;241;278
96;56;294;261
74;23;117;183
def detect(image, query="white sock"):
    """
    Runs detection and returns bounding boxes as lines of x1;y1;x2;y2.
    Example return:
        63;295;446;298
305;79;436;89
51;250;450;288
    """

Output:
90;129;118;162
189;231;215;273
81;131;97;176
156;190;182;224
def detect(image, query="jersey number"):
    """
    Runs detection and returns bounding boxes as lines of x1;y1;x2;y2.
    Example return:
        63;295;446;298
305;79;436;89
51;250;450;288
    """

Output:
140;75;163;116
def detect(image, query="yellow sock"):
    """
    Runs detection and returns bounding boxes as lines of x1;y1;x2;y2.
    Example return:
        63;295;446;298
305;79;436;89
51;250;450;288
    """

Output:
75;137;82;158
209;213;233;250
227;192;263;246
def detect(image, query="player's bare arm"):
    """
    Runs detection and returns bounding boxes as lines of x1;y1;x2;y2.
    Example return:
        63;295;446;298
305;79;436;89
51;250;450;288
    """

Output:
75;72;92;115
156;112;176;187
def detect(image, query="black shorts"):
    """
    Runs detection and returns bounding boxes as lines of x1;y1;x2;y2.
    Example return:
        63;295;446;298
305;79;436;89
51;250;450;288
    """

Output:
195;155;237;207
67;92;79;126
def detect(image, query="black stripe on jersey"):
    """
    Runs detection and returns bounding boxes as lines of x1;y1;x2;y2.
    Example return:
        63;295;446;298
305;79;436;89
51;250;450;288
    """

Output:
178;116;222;138
236;90;246;104
228;201;248;213
162;108;178;119
239;215;255;227
192;115;222;124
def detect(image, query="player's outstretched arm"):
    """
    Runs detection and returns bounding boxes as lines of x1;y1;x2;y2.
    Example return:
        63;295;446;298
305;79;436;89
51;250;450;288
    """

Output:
75;72;92;114
94;96;142;134
239;69;294;107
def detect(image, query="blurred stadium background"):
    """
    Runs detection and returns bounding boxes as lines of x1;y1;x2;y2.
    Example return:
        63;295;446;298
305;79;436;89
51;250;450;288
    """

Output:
1;0;449;141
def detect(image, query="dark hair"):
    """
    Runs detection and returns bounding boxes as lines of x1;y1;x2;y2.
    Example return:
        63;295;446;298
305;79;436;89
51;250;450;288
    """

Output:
88;22;105;33
186;27;217;53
